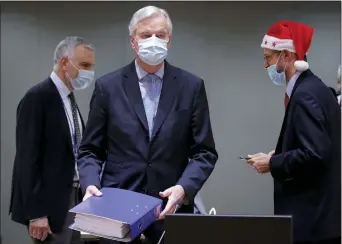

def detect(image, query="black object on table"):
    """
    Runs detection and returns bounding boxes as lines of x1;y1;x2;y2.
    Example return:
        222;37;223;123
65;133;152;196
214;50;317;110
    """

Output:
164;214;292;244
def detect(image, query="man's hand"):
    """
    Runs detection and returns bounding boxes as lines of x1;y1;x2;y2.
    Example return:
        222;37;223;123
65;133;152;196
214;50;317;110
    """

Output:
158;185;185;219
83;185;103;201
29;217;52;241
247;152;271;174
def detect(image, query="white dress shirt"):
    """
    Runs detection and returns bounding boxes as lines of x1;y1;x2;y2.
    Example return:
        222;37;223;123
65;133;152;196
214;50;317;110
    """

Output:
286;71;302;98
337;95;341;105
50;72;82;181
135;59;164;96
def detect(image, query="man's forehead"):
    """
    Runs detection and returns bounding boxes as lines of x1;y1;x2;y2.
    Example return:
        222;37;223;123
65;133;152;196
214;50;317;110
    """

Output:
136;16;168;32
73;45;94;62
74;44;92;53
263;48;275;56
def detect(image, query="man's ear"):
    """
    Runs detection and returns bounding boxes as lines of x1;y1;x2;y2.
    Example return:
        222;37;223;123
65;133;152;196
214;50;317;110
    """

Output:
130;36;136;50
60;57;68;71
283;50;291;59
167;36;172;49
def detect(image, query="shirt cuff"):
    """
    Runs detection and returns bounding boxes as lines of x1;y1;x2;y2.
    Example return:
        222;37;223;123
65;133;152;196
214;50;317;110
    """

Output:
30;216;47;222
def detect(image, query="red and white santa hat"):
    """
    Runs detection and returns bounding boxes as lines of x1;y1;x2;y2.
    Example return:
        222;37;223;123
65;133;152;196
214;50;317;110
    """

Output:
261;20;314;71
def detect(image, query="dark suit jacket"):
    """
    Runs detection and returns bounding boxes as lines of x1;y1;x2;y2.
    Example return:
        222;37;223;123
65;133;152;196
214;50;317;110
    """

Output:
10;78;84;233
270;70;341;242
77;60;218;212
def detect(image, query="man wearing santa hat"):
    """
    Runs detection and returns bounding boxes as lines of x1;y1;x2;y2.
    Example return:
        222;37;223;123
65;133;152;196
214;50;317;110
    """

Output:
247;20;341;244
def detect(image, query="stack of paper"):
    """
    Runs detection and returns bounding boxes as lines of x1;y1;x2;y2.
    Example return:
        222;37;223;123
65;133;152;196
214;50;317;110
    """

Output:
69;188;163;242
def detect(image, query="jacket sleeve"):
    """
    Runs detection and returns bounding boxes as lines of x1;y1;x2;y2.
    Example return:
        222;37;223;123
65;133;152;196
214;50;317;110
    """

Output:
15;90;48;220
177;80;218;200
270;92;331;182
77;80;108;194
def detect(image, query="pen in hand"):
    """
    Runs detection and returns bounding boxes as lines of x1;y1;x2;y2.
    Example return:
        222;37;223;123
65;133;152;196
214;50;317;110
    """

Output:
238;156;250;161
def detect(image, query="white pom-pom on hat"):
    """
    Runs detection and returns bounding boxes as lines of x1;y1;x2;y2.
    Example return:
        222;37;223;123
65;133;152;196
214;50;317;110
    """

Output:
294;60;309;71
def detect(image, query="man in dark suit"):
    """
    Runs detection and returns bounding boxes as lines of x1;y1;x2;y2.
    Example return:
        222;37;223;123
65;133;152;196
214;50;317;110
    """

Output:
247;21;341;244
10;36;95;244
77;5;218;244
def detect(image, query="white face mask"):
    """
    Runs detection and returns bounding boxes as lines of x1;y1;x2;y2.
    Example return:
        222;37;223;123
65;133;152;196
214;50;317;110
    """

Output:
67;61;95;90
137;36;168;66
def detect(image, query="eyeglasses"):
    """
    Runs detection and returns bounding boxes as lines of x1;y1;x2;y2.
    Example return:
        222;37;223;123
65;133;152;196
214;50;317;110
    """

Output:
264;51;281;66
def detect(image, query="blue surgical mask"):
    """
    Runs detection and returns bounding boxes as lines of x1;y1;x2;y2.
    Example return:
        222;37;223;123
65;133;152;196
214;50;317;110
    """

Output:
266;51;287;86
267;64;286;86
67;61;95;90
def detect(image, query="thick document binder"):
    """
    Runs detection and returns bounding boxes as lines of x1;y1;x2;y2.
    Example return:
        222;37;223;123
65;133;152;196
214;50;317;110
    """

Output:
69;187;163;242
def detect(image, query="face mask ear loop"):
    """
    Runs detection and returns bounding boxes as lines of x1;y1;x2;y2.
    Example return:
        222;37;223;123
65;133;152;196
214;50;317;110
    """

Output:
133;38;139;52
275;50;283;70
69;60;80;77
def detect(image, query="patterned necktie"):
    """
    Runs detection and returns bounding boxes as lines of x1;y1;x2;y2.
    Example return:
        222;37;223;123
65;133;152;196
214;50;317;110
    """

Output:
143;74;160;139
68;92;82;151
284;93;290;109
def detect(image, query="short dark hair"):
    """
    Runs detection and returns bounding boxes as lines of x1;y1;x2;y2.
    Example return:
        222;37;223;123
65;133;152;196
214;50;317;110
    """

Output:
294;53;308;62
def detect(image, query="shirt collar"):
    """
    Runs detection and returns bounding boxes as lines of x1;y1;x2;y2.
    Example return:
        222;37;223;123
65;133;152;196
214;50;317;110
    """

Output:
135;59;164;81
286;71;302;98
50;71;71;99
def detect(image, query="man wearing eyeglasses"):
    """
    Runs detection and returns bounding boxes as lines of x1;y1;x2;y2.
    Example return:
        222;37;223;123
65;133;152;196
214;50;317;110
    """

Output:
248;21;341;244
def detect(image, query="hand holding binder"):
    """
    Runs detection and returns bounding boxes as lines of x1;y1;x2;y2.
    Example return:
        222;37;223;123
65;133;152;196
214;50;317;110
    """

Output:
83;185;103;201
158;185;185;219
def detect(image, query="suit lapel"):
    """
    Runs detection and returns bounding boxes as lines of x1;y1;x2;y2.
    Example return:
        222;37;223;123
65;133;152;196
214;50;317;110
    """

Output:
123;61;149;133
47;78;74;152
152;61;179;138
122;60;180;138
275;70;313;152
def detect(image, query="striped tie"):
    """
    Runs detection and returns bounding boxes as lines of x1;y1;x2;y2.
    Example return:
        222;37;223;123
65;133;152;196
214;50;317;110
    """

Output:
68;92;82;153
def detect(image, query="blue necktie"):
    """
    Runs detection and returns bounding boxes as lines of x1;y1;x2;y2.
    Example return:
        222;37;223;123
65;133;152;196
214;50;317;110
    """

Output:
143;74;160;139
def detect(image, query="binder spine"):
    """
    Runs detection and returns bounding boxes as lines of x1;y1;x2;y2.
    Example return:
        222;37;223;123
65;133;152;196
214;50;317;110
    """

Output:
130;203;162;240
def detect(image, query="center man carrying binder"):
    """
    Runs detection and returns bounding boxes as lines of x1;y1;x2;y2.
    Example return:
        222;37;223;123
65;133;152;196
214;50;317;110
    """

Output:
76;5;218;244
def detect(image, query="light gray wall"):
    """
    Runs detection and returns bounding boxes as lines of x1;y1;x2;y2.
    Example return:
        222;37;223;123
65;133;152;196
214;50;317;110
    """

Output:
1;2;340;243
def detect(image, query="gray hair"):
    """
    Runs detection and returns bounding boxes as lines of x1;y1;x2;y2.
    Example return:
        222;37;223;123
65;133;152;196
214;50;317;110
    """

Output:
128;6;173;36
53;36;95;71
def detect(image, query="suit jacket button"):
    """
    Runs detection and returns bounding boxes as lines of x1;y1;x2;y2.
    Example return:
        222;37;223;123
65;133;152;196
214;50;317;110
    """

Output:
149;164;152;167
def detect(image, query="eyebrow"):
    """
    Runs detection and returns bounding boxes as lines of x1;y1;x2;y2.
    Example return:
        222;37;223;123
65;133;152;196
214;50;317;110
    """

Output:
140;29;167;35
80;62;94;66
